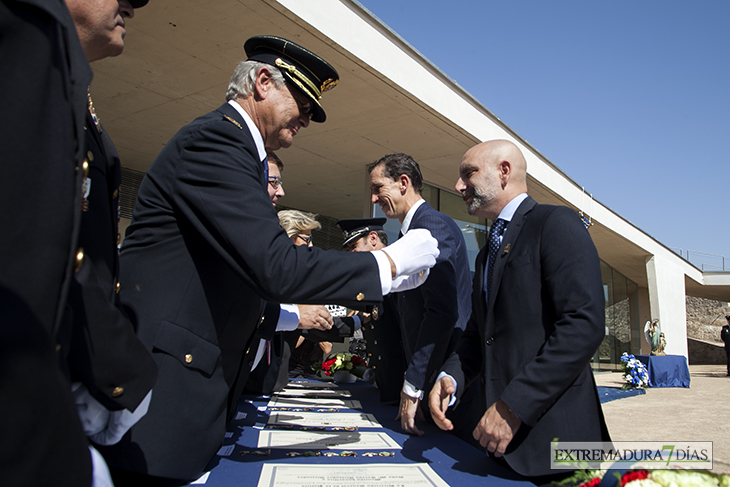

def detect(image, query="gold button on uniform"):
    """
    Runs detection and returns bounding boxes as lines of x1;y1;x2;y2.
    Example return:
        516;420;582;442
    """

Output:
111;386;124;397
82;159;89;178
87;150;94;162
356;293;365;301
74;248;84;273
185;354;193;364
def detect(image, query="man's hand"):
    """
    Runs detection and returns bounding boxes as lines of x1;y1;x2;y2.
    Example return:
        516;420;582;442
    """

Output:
395;391;425;436
428;376;455;431
297;305;333;330
472;400;522;457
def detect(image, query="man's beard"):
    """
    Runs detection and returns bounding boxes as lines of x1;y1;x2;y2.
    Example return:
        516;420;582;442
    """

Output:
465;182;499;216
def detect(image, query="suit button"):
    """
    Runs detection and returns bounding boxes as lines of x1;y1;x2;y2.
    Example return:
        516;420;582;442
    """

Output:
356;293;365;301
363;339;367;344
111;386;124;397
367;353;372;357
82;159;89;179
373;340;377;345
185;354;193;364
74;248;84;273
87;150;94;162
486;337;494;346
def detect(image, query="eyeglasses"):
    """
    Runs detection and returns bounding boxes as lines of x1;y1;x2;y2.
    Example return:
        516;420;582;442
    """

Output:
296;234;312;245
268;176;283;188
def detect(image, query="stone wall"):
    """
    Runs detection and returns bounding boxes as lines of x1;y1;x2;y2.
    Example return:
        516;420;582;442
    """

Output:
686;296;729;364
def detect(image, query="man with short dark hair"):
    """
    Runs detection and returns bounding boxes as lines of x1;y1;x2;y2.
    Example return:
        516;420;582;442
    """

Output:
103;37;439;485
368;154;472;436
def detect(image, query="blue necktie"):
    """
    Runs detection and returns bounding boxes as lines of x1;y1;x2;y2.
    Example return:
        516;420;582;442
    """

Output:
486;218;506;299
263;155;269;181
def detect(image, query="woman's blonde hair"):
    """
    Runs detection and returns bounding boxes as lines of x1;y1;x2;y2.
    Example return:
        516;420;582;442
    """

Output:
277;210;321;239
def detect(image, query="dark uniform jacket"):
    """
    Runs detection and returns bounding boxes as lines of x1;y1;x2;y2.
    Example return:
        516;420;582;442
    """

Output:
385;201;472;392
64;109;157;411
101;102;383;481
443;196;610;477
0;0;93;484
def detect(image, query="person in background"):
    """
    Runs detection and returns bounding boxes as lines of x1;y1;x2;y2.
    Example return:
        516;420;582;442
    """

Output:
429;139;610;486
266;151;285;206
338;218;406;404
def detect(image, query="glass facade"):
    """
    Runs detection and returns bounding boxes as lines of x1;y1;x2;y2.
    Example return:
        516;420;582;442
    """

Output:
595;262;641;370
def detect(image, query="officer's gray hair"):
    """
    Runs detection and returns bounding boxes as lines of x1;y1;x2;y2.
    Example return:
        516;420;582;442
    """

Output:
225;61;286;101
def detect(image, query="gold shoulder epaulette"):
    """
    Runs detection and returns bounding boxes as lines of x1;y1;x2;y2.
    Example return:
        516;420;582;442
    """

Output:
222;114;243;130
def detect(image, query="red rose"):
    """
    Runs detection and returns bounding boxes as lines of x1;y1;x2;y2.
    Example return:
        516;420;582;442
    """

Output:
351;356;363;366
579;477;601;487
621;470;649;485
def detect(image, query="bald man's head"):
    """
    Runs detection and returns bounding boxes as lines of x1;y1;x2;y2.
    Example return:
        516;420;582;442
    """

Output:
456;140;528;220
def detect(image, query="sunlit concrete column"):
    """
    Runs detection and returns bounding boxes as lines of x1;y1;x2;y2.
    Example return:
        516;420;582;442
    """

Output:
645;254;688;357
636;286;653;355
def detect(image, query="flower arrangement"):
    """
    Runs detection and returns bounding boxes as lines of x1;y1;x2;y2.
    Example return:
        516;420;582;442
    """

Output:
620;352;651;390
313;352;369;379
557;469;730;487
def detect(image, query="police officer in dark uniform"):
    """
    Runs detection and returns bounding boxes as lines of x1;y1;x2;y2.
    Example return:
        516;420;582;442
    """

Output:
338;218;406;404
62;0;157;446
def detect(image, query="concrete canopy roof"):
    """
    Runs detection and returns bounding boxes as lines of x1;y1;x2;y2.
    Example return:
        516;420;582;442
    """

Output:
91;0;728;301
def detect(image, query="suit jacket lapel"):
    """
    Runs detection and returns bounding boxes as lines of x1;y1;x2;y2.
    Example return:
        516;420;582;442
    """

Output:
486;196;537;314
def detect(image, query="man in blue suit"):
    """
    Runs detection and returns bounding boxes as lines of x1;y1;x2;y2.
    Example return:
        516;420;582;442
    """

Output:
429;140;609;485
368;153;472;436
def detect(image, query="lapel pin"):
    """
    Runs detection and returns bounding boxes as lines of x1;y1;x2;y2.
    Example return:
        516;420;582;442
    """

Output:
504;243;511;253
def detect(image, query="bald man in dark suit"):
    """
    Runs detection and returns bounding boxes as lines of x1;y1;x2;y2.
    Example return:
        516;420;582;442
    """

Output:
430;140;609;485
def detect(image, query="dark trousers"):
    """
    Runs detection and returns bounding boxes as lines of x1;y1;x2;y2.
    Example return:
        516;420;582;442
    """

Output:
725;347;730;375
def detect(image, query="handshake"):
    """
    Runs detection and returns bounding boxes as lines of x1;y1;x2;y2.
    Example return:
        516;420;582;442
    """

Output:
375;228;439;293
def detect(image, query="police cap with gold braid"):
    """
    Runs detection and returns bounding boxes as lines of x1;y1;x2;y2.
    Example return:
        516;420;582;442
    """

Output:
244;35;339;123
337;218;387;249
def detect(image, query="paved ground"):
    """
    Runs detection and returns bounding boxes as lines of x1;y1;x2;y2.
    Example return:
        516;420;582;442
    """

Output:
594;364;730;474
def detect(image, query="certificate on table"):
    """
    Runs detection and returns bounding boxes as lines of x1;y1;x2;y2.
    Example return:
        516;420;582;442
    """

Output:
257;463;449;487
275;388;352;398
257;430;401;449
267;411;380;428
267;397;361;409
284;381;339;389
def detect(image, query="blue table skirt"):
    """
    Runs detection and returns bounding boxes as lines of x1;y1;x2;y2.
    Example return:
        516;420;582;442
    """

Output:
636;355;690;388
194;379;533;486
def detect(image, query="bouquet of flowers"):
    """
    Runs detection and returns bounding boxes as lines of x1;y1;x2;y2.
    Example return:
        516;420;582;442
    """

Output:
557;469;730;487
313;352;369;379
620;352;650;390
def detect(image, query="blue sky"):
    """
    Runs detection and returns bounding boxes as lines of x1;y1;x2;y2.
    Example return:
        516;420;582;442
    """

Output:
357;0;729;270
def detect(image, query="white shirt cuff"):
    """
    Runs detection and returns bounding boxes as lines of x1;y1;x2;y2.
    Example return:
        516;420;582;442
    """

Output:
436;371;457;407
371;251;392;295
402;379;424;400
277;304;300;331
